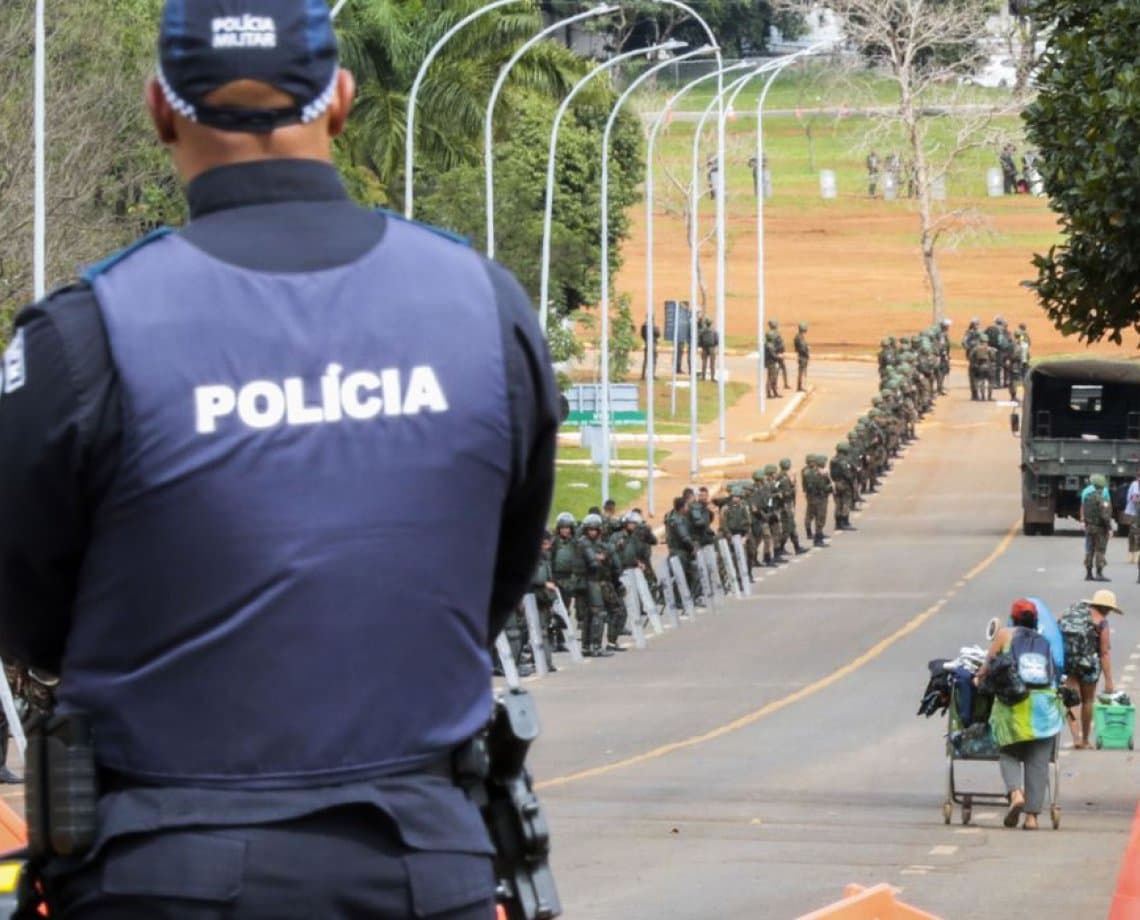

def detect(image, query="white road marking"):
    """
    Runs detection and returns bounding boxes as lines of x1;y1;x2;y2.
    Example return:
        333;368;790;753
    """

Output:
954;828;983;835
976;812;998;820
928;845;958;856
901;867;931;876
1129;653;1140;661
1125;664;1137;673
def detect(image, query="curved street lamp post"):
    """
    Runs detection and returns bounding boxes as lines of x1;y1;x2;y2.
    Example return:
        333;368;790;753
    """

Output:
539;40;687;335
403;0;523;219
643;61;753;514
598;44;716;503
752;43;832;413
484;4;618;260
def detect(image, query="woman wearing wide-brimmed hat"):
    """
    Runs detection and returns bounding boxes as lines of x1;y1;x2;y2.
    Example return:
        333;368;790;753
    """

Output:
1064;589;1124;750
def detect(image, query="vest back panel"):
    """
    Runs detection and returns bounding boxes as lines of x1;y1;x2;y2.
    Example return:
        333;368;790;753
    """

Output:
66;223;512;787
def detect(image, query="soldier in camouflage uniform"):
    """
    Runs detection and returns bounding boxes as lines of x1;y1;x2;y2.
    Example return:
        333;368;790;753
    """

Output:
968;340;995;401
767;320;790;389
579;514;618;656
777;458;807;555
749;470;777;568
527;531;557;672
666;496;701;605
764;465;788;561
551;515;588;652
794;322;811;391
802;454;832;546
764;335;781;399
830;443;858;531
601;499;622;540
698;315;718;382
721;487;755;576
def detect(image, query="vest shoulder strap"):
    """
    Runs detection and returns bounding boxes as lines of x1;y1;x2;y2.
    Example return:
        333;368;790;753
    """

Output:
82;228;173;284
375;209;471;249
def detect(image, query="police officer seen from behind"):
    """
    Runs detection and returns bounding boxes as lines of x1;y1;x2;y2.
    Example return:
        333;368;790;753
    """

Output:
0;1;559;915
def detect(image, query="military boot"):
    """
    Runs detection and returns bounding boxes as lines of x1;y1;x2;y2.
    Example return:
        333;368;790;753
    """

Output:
1096;569;1111;582
1085;566;1094;582
813;534;827;548
793;537;808;555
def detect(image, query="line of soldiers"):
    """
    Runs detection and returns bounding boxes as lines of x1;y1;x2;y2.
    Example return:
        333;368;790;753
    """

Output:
764;320;812;399
498;502;663;674
500;324;949;675
961;315;1031;402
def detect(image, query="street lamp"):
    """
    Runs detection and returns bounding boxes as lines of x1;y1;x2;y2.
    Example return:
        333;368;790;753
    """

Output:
484;4;618;260
33;0;45;300
403;0;524;219
643;61;755;510
753;43;832;413
539;40;687;335
598;45;716;503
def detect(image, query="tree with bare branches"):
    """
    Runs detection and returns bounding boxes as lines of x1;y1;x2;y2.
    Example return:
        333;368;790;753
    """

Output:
782;0;1009;321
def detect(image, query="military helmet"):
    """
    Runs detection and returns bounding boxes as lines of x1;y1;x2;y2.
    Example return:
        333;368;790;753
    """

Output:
780;458;792;470
804;454;815;466
625;511;643;525
768;319;778;330
764;464;778;476
995;315;1005;324
799;322;808;332
582;513;603;530
970;317;980;326
1090;474;1107;488
941;318;952;328
752;469;765;481
729;486;743;498
880;337;890;347
555;512;576;528
836;443;849;453
1018;322;1027;330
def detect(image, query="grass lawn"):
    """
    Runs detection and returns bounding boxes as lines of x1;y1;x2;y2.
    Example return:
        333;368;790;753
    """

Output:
551;449;670;524
560;378;751;434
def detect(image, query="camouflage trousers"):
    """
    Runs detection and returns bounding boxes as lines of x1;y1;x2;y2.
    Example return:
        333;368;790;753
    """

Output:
834;483;853;523
1084;527;1109;573
805;496;828;537
1130;517;1140;555
779;510;799;549
600;579;626;646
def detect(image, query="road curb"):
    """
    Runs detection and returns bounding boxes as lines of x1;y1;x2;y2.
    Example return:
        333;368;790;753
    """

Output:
748;386;815;442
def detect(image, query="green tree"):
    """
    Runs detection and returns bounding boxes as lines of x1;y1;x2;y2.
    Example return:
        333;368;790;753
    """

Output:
417;92;645;321
336;0;581;208
1024;0;1140;345
549;1;803;57
0;0;180;336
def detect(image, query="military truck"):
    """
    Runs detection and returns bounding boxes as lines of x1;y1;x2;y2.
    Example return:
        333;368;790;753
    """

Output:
1013;359;1140;535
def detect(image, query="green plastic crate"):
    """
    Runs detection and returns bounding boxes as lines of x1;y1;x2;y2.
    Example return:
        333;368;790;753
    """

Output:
1094;703;1135;750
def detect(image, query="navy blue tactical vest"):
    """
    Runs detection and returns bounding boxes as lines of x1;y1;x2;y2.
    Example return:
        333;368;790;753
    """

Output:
63;220;511;788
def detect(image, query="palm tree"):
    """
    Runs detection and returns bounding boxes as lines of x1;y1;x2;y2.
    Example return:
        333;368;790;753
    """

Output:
335;0;585;208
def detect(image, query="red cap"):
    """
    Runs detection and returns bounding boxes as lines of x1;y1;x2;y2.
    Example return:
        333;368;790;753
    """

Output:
1010;598;1037;622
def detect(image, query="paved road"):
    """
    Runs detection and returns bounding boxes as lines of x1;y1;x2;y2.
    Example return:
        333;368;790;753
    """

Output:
528;374;1140;919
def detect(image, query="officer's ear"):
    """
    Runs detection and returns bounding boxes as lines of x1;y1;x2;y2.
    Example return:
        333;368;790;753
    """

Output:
326;69;356;140
146;77;178;145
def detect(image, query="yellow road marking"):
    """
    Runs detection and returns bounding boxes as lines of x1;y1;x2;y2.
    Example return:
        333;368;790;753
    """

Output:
537;519;1020;791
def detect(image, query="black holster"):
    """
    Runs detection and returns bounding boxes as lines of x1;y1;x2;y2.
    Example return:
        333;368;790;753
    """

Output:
454;689;561;920
25;713;98;862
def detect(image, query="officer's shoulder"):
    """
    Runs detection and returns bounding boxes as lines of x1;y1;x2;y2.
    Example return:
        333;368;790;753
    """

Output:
376;209;471;250
80;227;174;284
